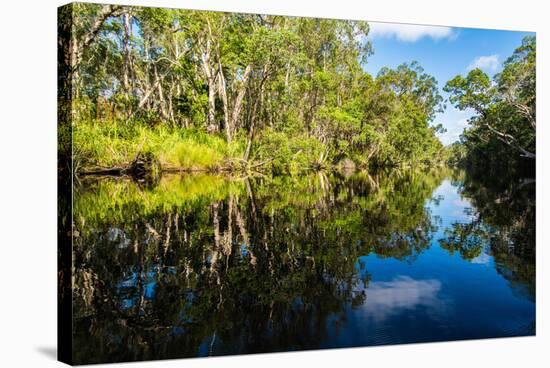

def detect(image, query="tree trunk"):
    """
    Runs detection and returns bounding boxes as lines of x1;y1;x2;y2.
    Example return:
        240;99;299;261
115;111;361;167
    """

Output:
153;62;168;120
244;64;268;162
217;63;231;142
207;74;216;129
122;12;131;94
201;38;217;130
229;64;252;137
244;119;256;162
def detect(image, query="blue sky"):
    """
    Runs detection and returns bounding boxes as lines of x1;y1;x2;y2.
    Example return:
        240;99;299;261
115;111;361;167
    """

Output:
362;22;534;145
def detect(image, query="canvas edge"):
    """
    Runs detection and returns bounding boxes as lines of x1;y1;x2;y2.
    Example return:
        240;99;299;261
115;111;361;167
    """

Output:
58;2;75;366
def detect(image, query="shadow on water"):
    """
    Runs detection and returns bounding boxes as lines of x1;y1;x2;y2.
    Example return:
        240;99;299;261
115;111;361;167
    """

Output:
69;167;535;364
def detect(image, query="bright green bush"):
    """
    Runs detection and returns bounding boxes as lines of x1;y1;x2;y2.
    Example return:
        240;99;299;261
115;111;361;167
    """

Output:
253;129;325;175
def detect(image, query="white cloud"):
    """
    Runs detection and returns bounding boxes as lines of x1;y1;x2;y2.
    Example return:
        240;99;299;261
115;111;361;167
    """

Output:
356;276;448;322
467;54;499;71
369;22;455;42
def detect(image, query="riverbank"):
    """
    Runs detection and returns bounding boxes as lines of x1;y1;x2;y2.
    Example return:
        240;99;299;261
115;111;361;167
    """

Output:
74;119;447;177
75;119;242;174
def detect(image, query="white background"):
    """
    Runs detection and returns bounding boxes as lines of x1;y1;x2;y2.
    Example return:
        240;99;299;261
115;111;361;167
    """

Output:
0;0;547;366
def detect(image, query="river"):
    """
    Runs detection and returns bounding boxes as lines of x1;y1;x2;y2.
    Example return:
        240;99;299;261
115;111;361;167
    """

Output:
71;168;535;364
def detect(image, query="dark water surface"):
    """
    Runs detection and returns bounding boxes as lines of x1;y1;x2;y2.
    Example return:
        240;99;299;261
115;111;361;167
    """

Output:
72;169;535;364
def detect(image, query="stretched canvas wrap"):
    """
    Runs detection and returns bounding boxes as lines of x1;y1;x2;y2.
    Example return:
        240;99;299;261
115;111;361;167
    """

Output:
58;2;536;365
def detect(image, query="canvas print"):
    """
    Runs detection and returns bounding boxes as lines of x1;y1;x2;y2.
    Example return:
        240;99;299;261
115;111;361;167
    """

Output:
58;2;536;365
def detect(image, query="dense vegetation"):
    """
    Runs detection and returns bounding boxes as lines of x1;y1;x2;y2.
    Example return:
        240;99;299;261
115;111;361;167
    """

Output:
444;36;536;173
59;3;446;175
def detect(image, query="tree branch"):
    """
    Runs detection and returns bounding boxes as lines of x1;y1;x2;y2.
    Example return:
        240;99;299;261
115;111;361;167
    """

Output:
484;121;535;159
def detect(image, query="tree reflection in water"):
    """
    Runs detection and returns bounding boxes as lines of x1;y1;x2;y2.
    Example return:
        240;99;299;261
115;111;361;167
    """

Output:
71;168;535;364
439;168;535;300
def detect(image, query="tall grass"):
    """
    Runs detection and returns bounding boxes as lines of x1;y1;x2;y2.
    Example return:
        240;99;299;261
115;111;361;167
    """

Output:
74;119;245;171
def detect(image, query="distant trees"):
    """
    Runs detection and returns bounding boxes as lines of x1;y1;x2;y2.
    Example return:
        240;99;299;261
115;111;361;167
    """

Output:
444;36;536;166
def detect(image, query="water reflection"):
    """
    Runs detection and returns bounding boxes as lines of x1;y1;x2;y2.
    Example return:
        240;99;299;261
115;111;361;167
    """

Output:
72;168;535;364
356;276;445;322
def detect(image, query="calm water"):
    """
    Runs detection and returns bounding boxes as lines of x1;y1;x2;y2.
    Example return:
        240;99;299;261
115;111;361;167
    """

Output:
72;169;535;364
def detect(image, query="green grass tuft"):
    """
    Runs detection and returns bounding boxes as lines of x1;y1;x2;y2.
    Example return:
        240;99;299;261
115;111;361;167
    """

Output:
74;119;244;171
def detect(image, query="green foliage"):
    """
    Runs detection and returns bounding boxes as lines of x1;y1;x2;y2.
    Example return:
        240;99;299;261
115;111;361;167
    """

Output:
68;4;448;174
444;36;536;168
253;129;325;174
444;68;494;112
444;142;467;167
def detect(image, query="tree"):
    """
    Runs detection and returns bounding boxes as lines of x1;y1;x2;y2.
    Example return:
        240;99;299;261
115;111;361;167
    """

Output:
67;3;448;173
444;36;536;161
